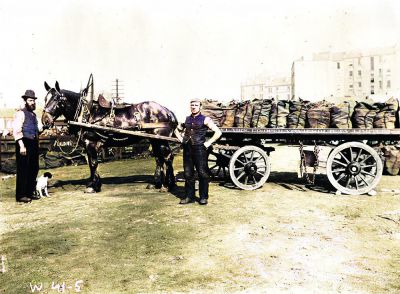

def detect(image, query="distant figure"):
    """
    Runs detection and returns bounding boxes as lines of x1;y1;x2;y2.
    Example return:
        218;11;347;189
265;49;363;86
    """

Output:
174;98;222;205
36;172;53;197
12;90;40;203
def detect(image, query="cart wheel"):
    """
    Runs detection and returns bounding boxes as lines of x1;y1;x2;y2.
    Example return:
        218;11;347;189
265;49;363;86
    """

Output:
208;148;233;178
326;142;382;195
229;146;271;190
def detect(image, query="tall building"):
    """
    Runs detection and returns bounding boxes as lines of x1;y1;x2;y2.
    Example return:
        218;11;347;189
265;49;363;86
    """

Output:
292;45;400;101
241;77;292;100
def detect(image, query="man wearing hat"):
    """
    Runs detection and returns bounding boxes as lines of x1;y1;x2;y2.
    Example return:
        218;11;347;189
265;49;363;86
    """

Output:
174;98;222;205
12;90;40;203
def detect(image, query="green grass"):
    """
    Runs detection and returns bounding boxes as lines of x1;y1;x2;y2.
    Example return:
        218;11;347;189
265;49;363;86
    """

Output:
1;155;400;293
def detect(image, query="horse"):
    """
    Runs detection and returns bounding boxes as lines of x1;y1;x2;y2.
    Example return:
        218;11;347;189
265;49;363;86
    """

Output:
42;81;178;193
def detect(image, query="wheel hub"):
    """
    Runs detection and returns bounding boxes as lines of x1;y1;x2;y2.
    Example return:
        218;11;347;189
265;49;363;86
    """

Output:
244;162;257;176
347;162;361;175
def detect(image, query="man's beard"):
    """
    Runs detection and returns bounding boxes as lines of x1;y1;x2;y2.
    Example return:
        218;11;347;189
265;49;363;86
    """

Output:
26;104;36;111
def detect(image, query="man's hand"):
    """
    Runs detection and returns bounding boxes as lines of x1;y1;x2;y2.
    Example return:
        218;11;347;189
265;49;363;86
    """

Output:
20;145;27;156
204;141;211;149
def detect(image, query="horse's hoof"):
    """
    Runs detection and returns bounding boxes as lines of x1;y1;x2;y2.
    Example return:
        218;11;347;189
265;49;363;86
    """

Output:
159;187;168;193
146;184;155;189
85;187;96;193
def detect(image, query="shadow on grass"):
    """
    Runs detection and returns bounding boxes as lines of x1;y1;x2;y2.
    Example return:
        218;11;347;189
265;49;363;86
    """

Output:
211;171;334;195
52;175;154;188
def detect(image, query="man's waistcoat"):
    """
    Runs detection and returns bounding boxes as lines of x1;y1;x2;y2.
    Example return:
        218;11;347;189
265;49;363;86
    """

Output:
183;114;207;145
22;109;38;139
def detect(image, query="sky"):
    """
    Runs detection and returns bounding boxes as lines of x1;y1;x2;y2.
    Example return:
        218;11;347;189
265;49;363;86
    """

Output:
0;0;400;120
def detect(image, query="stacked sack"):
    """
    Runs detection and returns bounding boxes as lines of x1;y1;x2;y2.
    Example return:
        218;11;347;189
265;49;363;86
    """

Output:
287;99;310;128
251;98;273;128
201;97;399;129
306;100;332;128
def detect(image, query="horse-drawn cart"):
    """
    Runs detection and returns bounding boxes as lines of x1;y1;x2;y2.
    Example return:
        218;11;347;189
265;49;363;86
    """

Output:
208;127;400;195
68;121;400;196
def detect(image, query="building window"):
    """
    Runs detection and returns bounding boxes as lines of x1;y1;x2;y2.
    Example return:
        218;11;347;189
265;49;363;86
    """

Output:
358;70;361;76
387;80;391;88
371;78;374;83
337;62;340;69
349;84;353;89
371;86;375;95
349;71;353;77
370;56;374;70
379;68;382;76
379;81;382;89
358;82;362;87
276;87;279;91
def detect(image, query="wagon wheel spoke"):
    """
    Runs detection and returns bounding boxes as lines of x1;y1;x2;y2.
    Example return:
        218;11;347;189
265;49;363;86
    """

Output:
209;164;218;171
355;176;359;190
256;171;265;177
355;148;363;162
244;176;249;185
336;172;347;182
358;174;369;185
333;168;346;173
216;166;222;176
349;147;354;161
345;175;351;187
234;167;244;171
360;170;376;177
338;151;350;164
249;151;255;162
361;164;377;168
359;154;372;164
236;171;246;180
256;165;267;169
333;159;347;167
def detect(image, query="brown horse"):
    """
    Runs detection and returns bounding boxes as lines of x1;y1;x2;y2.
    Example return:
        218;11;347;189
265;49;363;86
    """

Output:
42;81;178;193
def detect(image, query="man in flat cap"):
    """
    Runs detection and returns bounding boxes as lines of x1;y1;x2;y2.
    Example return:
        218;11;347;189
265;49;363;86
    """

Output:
12;90;40;203
174;98;222;205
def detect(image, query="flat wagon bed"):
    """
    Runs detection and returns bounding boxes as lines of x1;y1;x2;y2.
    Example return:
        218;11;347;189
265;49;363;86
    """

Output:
209;127;400;195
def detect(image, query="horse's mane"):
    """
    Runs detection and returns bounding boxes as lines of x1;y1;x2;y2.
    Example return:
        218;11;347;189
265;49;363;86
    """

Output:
62;89;81;100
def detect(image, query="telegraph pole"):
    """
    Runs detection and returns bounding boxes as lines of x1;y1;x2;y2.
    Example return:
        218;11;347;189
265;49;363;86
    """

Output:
111;79;124;103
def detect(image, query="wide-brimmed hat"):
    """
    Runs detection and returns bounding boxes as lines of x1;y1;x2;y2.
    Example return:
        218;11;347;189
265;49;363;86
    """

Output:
21;89;37;100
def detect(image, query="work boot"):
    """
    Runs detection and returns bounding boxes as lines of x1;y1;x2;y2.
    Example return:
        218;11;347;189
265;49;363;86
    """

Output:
17;197;32;203
199;198;208;205
179;197;195;205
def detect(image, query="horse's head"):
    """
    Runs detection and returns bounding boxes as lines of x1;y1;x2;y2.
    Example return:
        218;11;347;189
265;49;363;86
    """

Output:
42;81;79;128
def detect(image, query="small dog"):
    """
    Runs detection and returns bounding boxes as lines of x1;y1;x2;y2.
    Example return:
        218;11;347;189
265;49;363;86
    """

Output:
36;172;53;198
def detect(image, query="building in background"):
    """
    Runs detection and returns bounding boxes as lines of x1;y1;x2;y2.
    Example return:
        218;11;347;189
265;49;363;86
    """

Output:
241;77;292;100
292;45;400;101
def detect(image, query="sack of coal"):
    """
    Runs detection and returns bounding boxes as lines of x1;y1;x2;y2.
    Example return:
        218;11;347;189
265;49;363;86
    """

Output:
201;99;226;127
352;102;379;129
251;99;273;128
382;145;400;175
221;100;237;128
268;100;290;128
373;97;399;129
330;101;352;128
234;100;252;128
287;99;309;128
307;101;331;128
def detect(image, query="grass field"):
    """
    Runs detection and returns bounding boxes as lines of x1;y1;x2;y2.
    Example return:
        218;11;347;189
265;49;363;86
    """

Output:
1;146;400;293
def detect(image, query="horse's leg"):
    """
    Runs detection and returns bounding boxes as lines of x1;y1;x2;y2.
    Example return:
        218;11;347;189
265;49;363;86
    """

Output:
85;140;102;193
147;141;165;190
163;143;176;191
